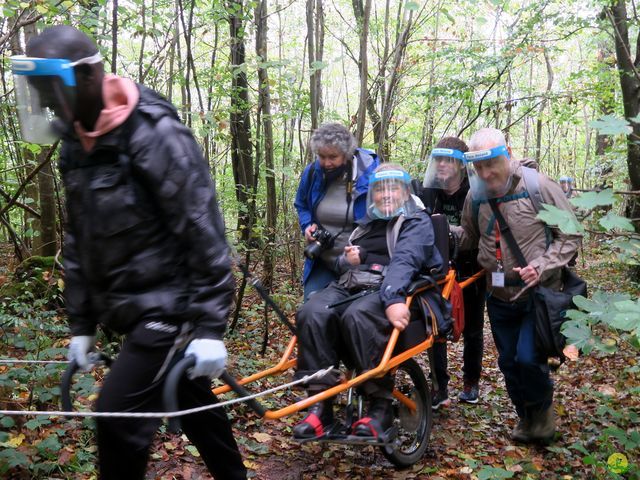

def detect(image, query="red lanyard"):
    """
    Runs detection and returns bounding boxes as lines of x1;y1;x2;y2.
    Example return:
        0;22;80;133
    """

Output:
494;220;504;272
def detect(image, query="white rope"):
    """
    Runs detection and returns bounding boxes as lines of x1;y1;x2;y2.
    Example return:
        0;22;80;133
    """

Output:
0;359;69;364
0;366;334;419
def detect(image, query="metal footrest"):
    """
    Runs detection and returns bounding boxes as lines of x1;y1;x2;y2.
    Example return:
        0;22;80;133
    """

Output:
294;423;398;448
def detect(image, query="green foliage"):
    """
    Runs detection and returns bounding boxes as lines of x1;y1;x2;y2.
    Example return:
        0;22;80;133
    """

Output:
589;115;633;136
563;291;640;354
570;189;616;210
538;203;584;234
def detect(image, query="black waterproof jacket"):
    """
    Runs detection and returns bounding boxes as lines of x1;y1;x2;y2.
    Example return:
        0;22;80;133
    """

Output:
59;85;233;340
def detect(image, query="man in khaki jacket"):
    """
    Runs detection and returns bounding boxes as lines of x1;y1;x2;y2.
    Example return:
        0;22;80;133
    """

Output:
456;128;581;444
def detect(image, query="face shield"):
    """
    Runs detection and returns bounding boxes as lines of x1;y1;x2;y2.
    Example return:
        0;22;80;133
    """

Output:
463;145;512;201
366;169;416;220
422;148;466;192
10;53;102;144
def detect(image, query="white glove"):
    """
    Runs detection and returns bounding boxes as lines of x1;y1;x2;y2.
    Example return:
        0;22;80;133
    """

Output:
184;339;227;380
68;335;96;371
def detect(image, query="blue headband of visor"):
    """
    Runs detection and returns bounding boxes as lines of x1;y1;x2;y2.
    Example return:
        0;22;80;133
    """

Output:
10;54;103;88
369;169;411;185
11;57;77;86
463;145;510;163
430;148;465;161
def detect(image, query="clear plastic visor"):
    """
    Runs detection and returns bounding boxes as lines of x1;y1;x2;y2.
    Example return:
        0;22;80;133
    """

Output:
464;146;512;201
13;75;60;144
422;148;466;192
10;54;102;144
366;170;416;220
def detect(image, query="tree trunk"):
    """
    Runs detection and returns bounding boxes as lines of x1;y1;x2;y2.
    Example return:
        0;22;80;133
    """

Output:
111;0;118;73
228;0;255;245
255;0;277;290
307;0;324;130
353;0;371;145
608;1;640;224
535;48;554;165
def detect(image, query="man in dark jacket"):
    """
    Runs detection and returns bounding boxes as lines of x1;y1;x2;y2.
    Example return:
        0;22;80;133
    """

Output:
419;137;487;409
13;26;246;479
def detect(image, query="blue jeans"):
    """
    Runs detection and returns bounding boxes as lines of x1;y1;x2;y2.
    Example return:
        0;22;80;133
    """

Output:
487;296;553;418
303;261;338;302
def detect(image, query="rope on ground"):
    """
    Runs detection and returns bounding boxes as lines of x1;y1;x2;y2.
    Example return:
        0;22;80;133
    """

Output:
0;359;69;364
0;366;334;419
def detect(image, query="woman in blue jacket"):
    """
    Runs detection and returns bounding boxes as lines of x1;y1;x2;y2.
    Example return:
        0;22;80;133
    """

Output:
295;123;380;300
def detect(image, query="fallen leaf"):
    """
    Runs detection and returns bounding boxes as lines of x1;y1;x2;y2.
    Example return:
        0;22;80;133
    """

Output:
252;432;272;443
598;385;617;396
563;344;579;361
3;433;25;448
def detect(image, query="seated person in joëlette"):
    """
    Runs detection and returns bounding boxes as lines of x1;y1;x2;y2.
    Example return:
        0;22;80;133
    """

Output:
292;163;443;440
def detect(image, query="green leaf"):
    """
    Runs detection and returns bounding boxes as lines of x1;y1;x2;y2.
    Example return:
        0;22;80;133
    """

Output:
0;449;30;471
477;466;514;480
561;320;592;349
405;1;420;11
0;416;15;428
309;60;328;72
599;212;635;232
589;115;632;135
570;189;615;210
25;417;51;430
573;295;603;314
614;299;640;312
628;114;640;124
185;445;200;457
37;434;60;453
609;311;640;331
565;308;589;321
537;204;583;234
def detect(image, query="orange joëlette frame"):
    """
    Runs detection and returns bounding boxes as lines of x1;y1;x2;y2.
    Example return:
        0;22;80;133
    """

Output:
212;268;485;420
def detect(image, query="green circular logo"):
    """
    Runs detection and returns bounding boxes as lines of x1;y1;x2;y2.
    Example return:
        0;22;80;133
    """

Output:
607;453;629;474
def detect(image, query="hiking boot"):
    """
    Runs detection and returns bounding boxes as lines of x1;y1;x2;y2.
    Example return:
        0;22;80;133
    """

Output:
529;405;556;444
458;383;480;404
292;399;333;439
511;417;533;443
431;388;451;411
352;397;393;438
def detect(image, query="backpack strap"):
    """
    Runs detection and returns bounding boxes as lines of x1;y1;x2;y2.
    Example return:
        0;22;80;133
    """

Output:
521;166;542;213
521;166;553;247
473;166;552;247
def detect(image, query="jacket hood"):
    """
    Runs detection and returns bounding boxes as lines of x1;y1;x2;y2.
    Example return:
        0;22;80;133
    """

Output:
74;74;139;151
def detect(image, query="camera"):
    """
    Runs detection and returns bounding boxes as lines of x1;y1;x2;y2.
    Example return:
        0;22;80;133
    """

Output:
304;228;334;260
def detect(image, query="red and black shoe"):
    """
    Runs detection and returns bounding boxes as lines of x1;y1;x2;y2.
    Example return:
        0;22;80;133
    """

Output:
352;397;393;438
292;400;334;439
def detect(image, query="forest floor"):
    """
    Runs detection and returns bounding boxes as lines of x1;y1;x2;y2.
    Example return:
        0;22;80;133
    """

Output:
0;244;638;479
149;246;640;479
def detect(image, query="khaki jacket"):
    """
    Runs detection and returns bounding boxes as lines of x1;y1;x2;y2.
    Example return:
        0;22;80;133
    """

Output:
457;161;581;302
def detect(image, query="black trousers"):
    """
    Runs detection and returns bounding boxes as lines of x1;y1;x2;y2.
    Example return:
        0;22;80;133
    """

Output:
295;283;394;396
95;321;246;480
432;275;486;390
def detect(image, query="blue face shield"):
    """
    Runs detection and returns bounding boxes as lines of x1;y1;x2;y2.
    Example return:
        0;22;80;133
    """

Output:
422;148;466;192
366;169;416;220
463;145;512;200
10;53;102;143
